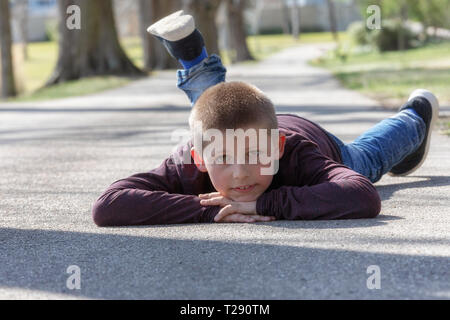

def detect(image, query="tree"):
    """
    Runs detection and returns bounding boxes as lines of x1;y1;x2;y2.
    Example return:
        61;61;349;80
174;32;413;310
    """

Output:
248;0;265;35
185;0;221;56
326;0;338;42
290;0;301;40
138;0;181;70
0;0;17;98
407;0;450;41
47;0;144;86
358;0;450;41
281;0;291;34
398;0;408;50
12;0;29;60
225;0;254;63
138;0;154;71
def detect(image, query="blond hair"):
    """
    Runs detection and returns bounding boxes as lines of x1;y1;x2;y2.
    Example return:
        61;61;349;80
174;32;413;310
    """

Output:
189;82;278;145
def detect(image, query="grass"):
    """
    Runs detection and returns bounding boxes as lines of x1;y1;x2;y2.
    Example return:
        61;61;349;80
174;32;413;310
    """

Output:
8;41;136;102
311;41;450;105
10;76;133;102
438;118;450;135
120;37;145;70
4;32;341;102
311;40;450;135
14;42;57;93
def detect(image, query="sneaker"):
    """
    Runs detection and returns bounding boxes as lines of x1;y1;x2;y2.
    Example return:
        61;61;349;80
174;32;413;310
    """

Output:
147;10;205;63
388;89;440;176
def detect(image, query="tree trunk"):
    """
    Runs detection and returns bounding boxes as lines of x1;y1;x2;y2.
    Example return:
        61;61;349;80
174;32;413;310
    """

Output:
398;0;408;51
326;0;338;42
0;0;17;98
147;0;181;70
225;0;254;63
16;0;29;60
47;0;144;86
138;0;154;71
186;0;221;56
250;0;265;35
281;0;290;34
290;0;301;40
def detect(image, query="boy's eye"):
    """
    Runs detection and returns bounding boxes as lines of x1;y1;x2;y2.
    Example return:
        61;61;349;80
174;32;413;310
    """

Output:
215;155;232;164
212;151;263;164
247;151;260;164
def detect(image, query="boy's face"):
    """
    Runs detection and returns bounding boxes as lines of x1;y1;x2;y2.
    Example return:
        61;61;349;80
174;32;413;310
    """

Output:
191;124;286;202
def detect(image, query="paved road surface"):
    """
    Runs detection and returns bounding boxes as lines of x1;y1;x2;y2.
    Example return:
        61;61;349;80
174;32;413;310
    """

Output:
0;44;449;299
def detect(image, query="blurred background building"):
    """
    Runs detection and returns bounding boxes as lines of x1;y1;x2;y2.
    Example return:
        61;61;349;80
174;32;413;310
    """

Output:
246;0;360;34
9;0;361;42
11;0;57;42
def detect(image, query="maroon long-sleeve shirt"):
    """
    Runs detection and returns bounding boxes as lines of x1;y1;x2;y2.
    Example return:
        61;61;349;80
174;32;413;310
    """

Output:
92;114;381;226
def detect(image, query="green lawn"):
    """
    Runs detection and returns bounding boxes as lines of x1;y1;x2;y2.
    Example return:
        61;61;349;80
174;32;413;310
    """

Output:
311;41;450;135
10;41;136;102
11;76;133;102
442;121;450;135
6;32;341;102
311;41;450;105
14;41;57;93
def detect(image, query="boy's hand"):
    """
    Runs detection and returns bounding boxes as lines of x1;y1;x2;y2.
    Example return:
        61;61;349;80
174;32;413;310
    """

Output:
199;192;275;223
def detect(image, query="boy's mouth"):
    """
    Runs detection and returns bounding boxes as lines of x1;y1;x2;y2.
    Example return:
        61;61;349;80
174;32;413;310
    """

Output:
232;184;256;193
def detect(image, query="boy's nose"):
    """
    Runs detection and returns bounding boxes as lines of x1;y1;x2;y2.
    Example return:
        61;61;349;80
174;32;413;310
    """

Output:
232;164;250;179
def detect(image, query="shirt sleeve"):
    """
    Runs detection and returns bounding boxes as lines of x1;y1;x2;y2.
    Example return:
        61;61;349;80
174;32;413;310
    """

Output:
256;138;381;220
91;156;220;226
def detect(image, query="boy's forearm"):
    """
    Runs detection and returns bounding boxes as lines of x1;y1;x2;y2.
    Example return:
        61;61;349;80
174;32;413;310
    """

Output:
92;188;220;226
256;176;381;220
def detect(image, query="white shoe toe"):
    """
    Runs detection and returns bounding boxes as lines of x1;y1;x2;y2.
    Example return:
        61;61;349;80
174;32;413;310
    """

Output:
147;11;195;42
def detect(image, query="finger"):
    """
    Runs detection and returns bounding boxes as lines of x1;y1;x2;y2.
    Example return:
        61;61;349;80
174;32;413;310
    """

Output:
236;214;256;223
200;196;230;207
244;216;256;223
200;197;221;206
214;204;237;222
252;215;276;222
216;213;240;223
199;192;221;199
222;214;256;223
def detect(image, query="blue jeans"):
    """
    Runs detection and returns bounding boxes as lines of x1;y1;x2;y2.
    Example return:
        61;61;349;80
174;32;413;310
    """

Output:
177;54;227;106
177;55;426;183
326;110;425;183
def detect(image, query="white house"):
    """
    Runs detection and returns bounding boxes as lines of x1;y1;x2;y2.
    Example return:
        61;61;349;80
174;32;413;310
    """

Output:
11;0;57;42
246;0;362;34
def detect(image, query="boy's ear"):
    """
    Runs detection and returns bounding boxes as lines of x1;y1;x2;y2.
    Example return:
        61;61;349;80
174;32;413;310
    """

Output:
191;147;208;172
277;133;286;160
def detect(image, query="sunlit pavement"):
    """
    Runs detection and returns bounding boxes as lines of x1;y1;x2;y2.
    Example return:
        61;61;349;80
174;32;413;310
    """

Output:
0;44;449;299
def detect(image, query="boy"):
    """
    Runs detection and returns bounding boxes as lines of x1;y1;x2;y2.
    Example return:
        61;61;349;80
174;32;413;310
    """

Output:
92;11;439;226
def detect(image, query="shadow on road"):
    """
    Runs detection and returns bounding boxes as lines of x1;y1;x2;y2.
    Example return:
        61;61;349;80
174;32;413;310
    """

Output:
376;175;450;201
1;227;448;299
0;104;388;115
0;105;193;113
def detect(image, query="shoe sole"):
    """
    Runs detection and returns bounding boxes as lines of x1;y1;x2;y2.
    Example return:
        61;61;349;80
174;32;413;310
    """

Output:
147;10;195;42
388;89;439;177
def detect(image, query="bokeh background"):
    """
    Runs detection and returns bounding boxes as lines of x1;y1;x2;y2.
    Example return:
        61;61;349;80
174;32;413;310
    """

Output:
1;0;449;130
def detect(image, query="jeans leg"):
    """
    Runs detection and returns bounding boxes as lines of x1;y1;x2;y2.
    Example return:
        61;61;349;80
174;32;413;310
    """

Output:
177;54;227;106
327;109;426;183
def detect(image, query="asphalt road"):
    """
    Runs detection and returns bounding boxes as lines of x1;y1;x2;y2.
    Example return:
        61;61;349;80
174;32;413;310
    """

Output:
0;44;449;299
